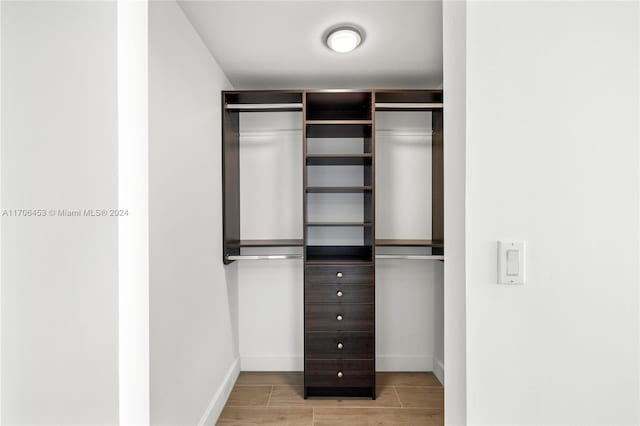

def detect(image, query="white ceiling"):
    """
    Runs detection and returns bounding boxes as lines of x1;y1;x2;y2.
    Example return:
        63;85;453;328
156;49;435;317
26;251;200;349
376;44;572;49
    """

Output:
177;1;443;89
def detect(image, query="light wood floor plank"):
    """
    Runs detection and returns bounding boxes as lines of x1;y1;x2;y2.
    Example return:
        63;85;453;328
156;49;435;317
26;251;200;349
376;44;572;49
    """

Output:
219;372;445;425
376;372;442;387
268;385;401;408
217;406;313;426
395;386;444;409
226;385;272;407
313;407;443;426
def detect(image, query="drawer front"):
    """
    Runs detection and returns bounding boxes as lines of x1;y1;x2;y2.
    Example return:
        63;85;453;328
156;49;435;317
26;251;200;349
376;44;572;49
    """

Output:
305;303;374;332
305;264;374;285
305;283;373;304
305;332;373;359
305;359;374;388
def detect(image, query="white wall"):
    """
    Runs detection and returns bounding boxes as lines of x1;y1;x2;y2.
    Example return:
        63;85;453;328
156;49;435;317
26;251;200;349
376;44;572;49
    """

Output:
0;1;119;424
149;1;237;424
117;0;150;423
237;110;444;372
465;2;639;425
442;0;467;423
238;260;304;370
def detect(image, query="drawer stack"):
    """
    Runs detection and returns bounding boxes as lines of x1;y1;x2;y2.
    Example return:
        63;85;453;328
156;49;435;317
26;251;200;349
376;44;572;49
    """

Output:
304;264;375;398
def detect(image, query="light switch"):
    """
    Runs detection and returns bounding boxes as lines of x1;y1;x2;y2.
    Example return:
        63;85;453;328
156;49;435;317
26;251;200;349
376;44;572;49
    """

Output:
506;249;519;275
498;241;525;284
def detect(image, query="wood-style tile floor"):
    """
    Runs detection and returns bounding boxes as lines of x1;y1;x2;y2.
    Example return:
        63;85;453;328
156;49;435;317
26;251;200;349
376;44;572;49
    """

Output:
217;372;443;426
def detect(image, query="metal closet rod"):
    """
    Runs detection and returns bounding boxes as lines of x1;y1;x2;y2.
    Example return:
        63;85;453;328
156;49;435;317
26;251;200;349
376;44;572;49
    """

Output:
225;254;445;261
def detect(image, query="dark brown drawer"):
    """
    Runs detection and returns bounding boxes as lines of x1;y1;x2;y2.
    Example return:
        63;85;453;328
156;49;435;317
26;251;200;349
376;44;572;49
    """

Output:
305;303;374;332
305;283;373;304
305;359;374;388
305;264;374;285
306;332;373;359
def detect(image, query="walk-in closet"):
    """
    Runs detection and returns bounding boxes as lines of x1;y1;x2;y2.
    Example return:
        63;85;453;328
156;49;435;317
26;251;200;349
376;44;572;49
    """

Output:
222;90;444;398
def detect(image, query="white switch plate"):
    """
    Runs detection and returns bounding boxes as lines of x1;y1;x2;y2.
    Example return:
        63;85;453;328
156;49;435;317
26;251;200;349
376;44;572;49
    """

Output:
498;241;525;284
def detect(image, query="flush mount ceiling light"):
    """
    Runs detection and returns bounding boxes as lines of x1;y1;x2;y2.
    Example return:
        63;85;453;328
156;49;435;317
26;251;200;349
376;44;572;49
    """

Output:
326;26;363;53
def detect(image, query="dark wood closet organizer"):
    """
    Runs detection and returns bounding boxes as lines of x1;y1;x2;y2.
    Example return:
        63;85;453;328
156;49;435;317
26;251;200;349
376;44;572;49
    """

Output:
222;89;444;399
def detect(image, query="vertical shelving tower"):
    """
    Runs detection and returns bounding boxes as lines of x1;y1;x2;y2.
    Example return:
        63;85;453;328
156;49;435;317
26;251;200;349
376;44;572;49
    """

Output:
303;91;376;398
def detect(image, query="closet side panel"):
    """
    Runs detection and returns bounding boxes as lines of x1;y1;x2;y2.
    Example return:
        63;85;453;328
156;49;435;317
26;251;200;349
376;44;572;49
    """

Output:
222;108;240;261
432;110;444;244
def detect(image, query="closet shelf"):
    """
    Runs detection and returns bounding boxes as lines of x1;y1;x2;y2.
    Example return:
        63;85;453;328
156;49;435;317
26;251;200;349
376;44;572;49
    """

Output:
306;119;372;125
228;239;304;248
306;222;373;227
226;103;303;111
305;186;372;193
375;102;443;110
306;123;372;138
304;259;373;264
375;239;443;247
306;154;372;166
306;245;373;263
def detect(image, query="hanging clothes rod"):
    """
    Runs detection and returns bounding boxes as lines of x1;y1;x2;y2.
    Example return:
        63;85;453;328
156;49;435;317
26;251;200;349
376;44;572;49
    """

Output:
225;254;445;261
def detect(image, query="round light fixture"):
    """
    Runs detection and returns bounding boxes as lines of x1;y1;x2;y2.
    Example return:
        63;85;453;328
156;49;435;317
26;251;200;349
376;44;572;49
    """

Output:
326;26;362;53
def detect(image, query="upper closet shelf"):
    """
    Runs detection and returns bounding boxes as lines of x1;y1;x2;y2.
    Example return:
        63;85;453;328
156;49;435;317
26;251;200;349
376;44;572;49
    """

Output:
375;102;443;110
226;103;303;111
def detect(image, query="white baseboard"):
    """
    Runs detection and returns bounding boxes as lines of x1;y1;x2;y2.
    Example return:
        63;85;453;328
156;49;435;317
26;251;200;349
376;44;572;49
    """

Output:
376;355;434;371
241;355;303;371
198;357;240;426
433;357;444;385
